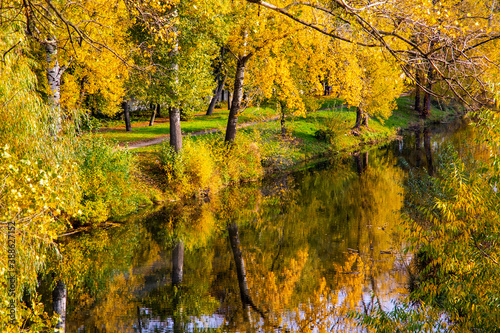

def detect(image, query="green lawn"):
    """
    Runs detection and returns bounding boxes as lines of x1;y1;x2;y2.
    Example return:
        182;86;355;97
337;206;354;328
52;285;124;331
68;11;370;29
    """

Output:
98;106;276;144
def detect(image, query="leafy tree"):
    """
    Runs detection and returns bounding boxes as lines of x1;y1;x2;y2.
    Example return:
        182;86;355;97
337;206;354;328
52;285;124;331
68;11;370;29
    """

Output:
245;0;500;111
4;0;134;133
127;0;228;151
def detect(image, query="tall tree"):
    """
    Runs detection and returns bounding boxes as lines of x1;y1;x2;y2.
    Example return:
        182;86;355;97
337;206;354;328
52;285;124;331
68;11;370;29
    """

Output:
207;47;228;116
15;0;133;131
223;0;309;142
126;0;227;151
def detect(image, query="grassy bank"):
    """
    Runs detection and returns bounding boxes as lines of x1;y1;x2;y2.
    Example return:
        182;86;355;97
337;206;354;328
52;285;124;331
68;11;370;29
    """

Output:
103;95;462;201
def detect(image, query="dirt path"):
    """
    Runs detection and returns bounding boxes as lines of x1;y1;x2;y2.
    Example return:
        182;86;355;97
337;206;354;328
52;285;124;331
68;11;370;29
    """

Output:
124;115;280;149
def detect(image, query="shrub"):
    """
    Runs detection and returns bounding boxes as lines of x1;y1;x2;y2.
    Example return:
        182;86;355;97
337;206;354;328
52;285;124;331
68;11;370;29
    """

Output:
75;136;143;224
314;112;347;149
213;133;263;184
159;134;264;198
159;138;221;197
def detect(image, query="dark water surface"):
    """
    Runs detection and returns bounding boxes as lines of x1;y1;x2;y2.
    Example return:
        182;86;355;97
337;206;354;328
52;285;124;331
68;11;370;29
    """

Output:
47;119;474;332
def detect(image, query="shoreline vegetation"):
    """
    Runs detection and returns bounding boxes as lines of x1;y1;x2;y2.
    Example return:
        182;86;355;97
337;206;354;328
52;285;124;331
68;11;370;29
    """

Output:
94;94;463;211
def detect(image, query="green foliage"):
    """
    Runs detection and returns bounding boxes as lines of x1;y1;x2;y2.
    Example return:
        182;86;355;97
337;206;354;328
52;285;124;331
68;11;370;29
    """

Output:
314;112;348;149
75;110;102;133
366;131;500;331
75;136;146;224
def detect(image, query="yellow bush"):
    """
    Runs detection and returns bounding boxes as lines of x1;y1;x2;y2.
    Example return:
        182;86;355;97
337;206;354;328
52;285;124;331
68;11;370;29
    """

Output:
160;138;221;197
159;134;264;198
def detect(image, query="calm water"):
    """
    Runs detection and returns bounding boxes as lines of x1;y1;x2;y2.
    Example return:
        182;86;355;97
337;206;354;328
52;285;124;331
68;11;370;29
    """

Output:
45;119;474;332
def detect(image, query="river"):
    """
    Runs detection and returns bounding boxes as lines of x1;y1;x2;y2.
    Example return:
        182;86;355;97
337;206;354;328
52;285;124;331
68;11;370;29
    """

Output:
42;119;473;332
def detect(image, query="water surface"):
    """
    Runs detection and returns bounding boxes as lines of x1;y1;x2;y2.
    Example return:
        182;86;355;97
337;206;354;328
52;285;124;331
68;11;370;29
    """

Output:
47;119;473;332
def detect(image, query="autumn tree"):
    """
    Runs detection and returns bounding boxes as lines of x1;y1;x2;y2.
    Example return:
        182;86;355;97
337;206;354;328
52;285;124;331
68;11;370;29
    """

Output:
244;0;500;111
223;0;316;143
206;47;229;116
127;0;227;151
5;0;133;134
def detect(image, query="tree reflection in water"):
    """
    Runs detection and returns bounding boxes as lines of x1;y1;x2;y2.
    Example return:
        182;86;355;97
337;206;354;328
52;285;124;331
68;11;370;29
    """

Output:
39;126;477;332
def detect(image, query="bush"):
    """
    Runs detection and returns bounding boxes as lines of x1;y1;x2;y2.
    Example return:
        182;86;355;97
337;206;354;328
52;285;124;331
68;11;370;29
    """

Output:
159;138;220;197
314;112;347;149
159;134;263;198
218;133;263;183
75;136;144;224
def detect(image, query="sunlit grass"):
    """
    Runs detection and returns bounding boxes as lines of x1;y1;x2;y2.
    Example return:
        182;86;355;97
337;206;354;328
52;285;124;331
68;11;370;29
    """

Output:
97;106;276;144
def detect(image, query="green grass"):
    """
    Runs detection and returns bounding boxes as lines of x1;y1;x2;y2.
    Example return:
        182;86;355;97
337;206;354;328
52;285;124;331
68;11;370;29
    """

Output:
97;106;276;144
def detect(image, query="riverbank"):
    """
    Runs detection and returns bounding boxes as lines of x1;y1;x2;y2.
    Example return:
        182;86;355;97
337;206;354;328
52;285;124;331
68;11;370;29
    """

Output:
118;95;463;202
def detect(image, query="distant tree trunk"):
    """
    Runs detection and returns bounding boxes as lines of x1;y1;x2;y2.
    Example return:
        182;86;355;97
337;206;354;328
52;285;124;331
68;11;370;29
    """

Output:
122;101;132;131
52;280;67;333
149;103;157;126
280;101;287;137
172;240;184;285
227;91;232;110
424;128;434;176
77;75;88;109
354;107;368;129
156;103;161;118
422;70;434;119
225;56;250;143
207;74;227;116
169;13;182;152
44;37;66;134
414;70;422;114
207;47;227;116
422;55;435;119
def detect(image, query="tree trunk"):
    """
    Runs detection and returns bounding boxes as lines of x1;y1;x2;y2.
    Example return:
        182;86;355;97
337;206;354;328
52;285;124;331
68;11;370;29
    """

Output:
149;103;157;126
156;103;161;118
207;74;227;116
227;91;232;110
280;101;287;137
424;128;434;176
354;107;369;129
52;280;67;333
172;241;184;286
225;56;249;143
170;106;182;152
422;64;435;119
44;38;66;134
122;101;132;131
169;12;182;152
414;70;422;114
207;47;227;116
